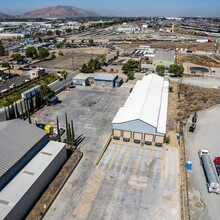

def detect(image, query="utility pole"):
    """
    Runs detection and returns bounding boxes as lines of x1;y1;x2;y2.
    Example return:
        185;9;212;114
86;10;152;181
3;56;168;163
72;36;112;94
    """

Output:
72;56;74;71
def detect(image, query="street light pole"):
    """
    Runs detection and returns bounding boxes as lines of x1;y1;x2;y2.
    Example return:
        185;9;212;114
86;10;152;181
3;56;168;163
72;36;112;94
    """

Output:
72;56;74;71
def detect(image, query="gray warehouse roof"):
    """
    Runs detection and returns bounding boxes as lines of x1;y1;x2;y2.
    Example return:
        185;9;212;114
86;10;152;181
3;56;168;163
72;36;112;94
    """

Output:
0;141;66;220
0;119;47;178
94;74;118;81
154;50;175;62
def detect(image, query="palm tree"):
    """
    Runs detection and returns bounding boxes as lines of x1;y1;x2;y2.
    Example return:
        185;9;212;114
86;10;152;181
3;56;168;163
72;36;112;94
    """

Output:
61;70;68;90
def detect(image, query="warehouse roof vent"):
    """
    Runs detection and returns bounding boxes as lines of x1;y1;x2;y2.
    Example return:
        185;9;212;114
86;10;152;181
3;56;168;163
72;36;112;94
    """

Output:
41;152;52;156
0;199;9;205
23;171;34;176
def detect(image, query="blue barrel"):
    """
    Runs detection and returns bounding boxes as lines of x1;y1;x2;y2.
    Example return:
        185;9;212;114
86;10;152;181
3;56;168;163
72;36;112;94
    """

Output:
186;161;192;170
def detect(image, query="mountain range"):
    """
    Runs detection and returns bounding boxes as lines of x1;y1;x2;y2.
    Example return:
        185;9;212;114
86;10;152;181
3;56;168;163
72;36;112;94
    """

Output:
0;5;100;19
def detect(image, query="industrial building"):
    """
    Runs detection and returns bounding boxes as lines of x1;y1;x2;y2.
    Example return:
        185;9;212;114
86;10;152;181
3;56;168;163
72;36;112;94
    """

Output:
112;74;169;146
94;74;119;88
72;73;90;86
0;119;67;220
72;73;122;88
153;50;175;67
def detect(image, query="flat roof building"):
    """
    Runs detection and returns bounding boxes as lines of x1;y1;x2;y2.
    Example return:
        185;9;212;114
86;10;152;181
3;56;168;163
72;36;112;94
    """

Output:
94;74;118;88
112;74;169;146
0;141;67;220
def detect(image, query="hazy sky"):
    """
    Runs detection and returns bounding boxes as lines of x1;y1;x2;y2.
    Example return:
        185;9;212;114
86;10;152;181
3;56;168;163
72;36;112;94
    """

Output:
1;0;220;17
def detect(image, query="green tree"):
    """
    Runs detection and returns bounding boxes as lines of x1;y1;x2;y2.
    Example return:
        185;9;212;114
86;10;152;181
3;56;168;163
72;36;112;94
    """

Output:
89;39;94;46
39;85;55;104
127;71;135;80
2;62;10;68
65;28;72;33
169;64;184;77
46;30;53;36
61;70;68;90
156;65;165;75
55;30;61;36
25;47;38;59
38;47;50;59
66;42;72;48
0;42;5;56
80;63;89;73
56;117;61;142
122;59;140;73
71;120;75;145
11;53;24;62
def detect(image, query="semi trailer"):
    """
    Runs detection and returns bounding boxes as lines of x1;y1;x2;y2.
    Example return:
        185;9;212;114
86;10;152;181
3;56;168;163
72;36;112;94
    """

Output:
198;149;220;194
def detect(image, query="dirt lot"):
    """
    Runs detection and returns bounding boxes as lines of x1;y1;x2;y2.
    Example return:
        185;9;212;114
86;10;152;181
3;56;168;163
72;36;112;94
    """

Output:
39;47;108;70
176;54;220;68
178;84;220;120
119;41;217;52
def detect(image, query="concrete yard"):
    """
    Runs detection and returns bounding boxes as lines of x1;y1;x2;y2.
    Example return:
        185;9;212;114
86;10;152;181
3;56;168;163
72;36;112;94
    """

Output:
184;105;220;220
30;86;129;219
61;141;180;220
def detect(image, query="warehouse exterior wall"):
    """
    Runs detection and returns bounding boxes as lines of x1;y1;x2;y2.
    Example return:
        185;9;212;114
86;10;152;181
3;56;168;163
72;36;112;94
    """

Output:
5;146;67;220
112;119;164;136
0;134;49;191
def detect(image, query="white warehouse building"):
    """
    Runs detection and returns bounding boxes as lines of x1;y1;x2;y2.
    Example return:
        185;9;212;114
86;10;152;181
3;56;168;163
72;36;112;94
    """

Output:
112;74;169;146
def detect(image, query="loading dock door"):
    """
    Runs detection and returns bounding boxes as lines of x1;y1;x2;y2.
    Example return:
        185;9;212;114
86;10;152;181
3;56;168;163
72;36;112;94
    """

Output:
155;136;164;146
123;130;131;141
133;132;142;141
113;129;121;137
144;134;154;145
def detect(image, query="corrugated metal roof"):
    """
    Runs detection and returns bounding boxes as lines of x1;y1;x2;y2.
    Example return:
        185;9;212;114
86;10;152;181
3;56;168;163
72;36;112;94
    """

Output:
112;74;169;134
94;74;117;81
154;50;175;63
72;73;92;80
0;119;47;178
0;141;66;219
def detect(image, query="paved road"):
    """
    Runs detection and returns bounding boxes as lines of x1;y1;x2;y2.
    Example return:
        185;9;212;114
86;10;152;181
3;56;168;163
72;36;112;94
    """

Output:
0;74;30;91
167;76;220;88
184;105;220;220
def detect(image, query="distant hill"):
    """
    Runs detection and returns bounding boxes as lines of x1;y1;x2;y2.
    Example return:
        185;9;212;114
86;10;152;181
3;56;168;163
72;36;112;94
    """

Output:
21;5;100;18
0;12;14;19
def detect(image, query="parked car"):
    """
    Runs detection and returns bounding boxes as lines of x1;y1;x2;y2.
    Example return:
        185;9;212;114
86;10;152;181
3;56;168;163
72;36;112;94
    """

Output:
189;123;196;132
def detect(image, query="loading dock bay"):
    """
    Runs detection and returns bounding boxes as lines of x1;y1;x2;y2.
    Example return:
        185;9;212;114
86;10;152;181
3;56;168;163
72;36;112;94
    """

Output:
69;140;180;220
113;129;164;146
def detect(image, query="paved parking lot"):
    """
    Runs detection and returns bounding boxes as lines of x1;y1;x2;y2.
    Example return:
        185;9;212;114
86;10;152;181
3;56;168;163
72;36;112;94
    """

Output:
64;141;180;220
31;86;129;219
184;105;220;220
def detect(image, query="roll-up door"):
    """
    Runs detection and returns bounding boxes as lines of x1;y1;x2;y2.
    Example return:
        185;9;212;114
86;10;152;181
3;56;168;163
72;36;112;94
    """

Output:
123;130;131;142
144;134;154;145
155;135;164;146
133;132;142;142
113;129;121;139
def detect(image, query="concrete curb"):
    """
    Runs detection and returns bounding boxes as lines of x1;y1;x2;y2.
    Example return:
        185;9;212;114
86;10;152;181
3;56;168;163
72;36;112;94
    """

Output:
95;134;112;165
